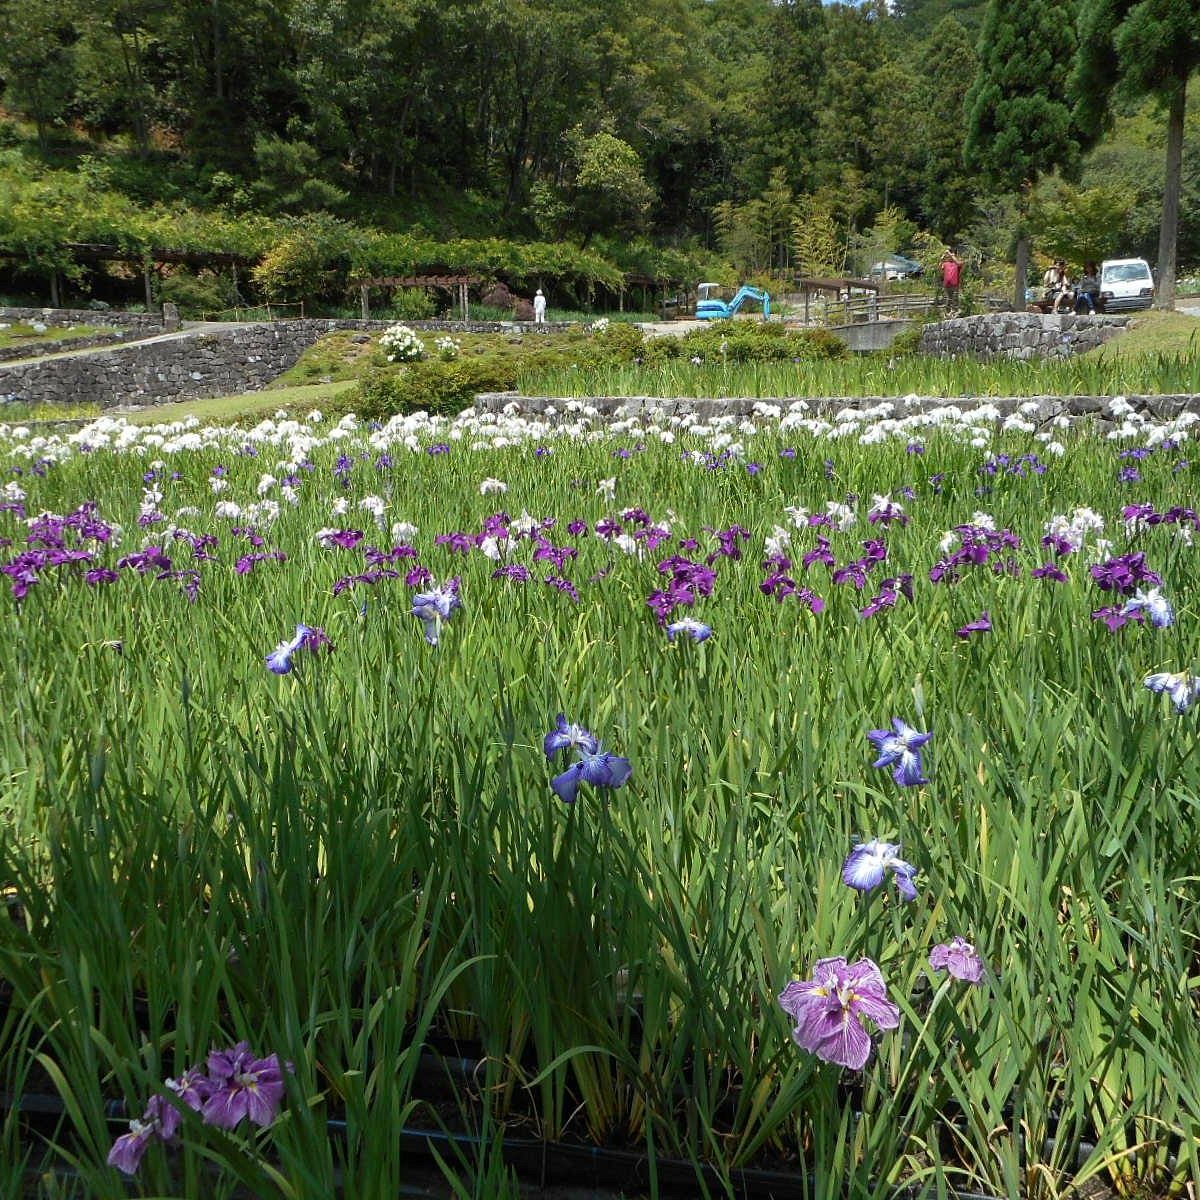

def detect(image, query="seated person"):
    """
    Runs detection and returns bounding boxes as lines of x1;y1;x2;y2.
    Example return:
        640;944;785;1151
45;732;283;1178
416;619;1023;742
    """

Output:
1042;259;1067;310
1052;265;1076;313
1075;262;1101;313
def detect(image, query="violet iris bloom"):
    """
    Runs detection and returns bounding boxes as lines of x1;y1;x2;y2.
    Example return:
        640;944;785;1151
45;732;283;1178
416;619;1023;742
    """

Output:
1145;671;1200;713
550;745;633;804
666;617;713;642
411;579;462;644
266;623;316;674
106;1118;158;1175
201;1042;287;1130
929;937;985;984
1122;586;1175;628
842;839;919;901
956;611;992;639
544;715;599;759
867;718;931;787
778;956;900;1070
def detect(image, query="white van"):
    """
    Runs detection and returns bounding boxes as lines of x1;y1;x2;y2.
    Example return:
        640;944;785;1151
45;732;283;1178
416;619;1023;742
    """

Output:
1100;258;1155;312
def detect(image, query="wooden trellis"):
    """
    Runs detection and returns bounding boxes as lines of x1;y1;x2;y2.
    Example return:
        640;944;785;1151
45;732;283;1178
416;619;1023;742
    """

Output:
357;274;487;320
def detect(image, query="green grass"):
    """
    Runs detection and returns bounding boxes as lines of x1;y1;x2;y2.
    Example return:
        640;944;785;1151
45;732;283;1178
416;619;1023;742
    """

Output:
1090;308;1200;358
124;379;356;425
0;322;114;352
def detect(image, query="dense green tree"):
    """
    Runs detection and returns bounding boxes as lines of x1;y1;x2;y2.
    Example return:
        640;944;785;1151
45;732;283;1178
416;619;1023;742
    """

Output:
965;0;1080;306
533;126;656;247
0;1;77;147
1073;0;1200;308
1029;179;1136;264
893;0;988;39
914;16;978;236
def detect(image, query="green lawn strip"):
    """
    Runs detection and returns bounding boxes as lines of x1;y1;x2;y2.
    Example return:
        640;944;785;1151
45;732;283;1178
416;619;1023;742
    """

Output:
0;322;115;351
123;380;356;425
1087;309;1200;359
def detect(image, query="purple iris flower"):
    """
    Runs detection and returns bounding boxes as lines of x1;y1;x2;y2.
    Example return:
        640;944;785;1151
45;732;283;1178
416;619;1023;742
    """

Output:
1032;563;1068;583
492;563;532;583
411;579;462;644
1145;671;1200;713
266;623;316;674
929;937;985;984
1093;604;1142;631
550;745;633;804
778;956;900;1070
956;611;992;639
106;1117;158;1175
201;1042;287;1130
666;617;713;643
1122;587;1174;628
867;718;931;787
842;839;919;902
544;715;600;759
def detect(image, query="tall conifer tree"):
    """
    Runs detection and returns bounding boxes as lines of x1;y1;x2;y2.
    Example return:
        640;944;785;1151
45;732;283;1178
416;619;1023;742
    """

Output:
1072;0;1200;309
965;0;1079;307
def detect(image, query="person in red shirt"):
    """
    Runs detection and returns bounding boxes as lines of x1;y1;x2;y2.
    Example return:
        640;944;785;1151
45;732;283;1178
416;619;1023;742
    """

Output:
940;251;963;312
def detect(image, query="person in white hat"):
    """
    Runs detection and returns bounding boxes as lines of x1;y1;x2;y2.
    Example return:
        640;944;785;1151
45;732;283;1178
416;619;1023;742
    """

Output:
533;288;547;324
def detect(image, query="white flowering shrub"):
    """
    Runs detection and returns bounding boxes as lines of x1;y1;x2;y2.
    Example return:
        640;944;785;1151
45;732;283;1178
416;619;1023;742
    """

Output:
434;336;462;362
379;324;426;363
589;317;610;334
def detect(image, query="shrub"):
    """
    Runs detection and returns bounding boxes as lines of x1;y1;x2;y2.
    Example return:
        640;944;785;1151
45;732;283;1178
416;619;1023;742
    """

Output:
378;324;426;363
344;358;520;420
590;320;646;363
679;322;847;363
385;288;437;321
156;267;239;317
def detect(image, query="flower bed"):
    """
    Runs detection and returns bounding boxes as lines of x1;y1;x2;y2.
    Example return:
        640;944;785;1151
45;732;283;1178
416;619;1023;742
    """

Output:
0;399;1197;1197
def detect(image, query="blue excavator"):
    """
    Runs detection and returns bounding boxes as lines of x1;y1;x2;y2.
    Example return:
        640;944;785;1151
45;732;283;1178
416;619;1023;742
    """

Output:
695;283;771;321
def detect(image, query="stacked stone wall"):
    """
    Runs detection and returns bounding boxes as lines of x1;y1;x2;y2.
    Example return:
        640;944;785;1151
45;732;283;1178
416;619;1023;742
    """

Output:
0;307;167;335
0;318;572;409
920;313;1130;359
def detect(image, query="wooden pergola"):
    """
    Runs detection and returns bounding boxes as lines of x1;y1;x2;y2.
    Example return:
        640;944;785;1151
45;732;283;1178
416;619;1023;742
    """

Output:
357;274;487;320
0;242;253;307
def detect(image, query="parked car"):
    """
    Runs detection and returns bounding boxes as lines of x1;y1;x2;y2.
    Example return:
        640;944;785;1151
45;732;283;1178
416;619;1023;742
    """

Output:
1100;258;1155;312
869;254;923;281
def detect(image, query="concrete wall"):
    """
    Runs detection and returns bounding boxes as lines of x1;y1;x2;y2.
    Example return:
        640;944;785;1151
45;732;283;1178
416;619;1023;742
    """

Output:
921;313;1130;359
828;319;917;353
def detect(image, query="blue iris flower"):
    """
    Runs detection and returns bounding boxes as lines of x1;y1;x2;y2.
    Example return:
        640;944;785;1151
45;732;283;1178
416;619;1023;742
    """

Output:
411;581;463;645
550;745;633;805
842;839;919;902
266;623;315;675
867;718;932;787
544;714;600;759
1145;670;1200;713
1122;587;1175;628
666;617;713;643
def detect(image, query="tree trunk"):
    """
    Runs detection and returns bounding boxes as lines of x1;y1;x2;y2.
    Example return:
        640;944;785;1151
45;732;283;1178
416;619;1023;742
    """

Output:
1013;233;1030;313
1155;77;1186;311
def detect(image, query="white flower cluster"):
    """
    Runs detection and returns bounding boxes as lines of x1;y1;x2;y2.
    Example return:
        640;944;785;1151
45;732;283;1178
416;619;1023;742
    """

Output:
379;324;426;363
434;336;461;362
589;317;610;334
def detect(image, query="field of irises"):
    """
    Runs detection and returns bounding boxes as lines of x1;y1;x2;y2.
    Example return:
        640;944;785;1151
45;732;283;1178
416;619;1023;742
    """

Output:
1;396;1200;1199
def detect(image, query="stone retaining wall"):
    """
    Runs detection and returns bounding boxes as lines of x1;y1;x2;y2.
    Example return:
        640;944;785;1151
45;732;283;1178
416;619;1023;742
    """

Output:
0;317;573;409
920;313;1130;359
0;306;169;335
476;390;1200;427
0;329;139;364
